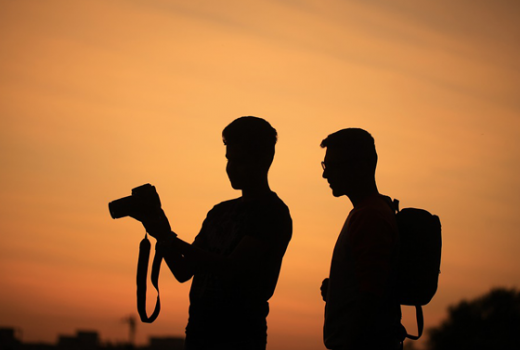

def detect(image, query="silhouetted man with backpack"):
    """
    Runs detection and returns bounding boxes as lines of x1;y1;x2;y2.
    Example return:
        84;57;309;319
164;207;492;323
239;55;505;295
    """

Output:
320;128;404;350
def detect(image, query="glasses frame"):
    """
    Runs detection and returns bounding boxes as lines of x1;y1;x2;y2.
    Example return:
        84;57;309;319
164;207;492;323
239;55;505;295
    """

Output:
322;160;353;171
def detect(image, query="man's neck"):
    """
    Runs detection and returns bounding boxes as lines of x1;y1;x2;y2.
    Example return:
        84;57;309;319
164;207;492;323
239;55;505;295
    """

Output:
348;184;379;207
241;180;272;201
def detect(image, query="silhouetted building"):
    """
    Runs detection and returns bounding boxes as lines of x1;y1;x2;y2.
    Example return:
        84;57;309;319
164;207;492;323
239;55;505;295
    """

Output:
0;327;184;350
146;336;183;350
57;331;99;350
21;343;56;350
1;327;55;350
1;328;21;350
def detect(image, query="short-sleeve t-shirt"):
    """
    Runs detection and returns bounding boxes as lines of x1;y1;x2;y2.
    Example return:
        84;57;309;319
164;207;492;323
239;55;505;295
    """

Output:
324;194;401;349
186;191;292;343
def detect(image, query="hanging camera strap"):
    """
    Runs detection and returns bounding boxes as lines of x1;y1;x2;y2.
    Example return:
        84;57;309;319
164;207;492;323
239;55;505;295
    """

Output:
136;233;162;323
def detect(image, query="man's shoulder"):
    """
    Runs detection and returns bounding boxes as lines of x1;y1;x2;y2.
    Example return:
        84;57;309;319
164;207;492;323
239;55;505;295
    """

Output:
266;192;290;209
215;197;242;207
257;192;292;220
208;193;291;222
348;194;397;230
248;193;292;243
206;197;241;215
347;194;398;238
353;194;394;216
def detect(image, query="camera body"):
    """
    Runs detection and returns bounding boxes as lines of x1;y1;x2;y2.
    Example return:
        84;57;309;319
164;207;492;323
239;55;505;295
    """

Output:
109;184;162;219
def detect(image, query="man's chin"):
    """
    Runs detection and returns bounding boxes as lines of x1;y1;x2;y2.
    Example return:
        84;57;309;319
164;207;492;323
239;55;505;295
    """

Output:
331;187;344;197
229;181;243;190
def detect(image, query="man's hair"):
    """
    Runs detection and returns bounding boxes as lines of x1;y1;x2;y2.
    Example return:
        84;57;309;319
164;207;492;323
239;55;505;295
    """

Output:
223;116;277;160
320;128;378;169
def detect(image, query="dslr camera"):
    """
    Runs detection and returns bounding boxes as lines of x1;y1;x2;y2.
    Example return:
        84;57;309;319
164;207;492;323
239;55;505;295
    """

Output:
109;183;162;219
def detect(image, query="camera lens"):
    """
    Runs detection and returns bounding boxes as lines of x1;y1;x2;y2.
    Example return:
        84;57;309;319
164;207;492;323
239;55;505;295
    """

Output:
109;196;135;219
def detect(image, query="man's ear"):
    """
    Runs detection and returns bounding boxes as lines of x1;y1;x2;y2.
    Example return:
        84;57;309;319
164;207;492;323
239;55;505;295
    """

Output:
356;160;375;178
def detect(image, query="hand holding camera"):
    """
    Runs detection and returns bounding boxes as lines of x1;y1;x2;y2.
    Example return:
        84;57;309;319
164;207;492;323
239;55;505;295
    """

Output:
109;183;175;323
109;184;173;240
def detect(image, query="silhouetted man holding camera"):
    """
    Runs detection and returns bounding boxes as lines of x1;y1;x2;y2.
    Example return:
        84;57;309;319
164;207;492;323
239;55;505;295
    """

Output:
320;128;403;350
135;117;292;350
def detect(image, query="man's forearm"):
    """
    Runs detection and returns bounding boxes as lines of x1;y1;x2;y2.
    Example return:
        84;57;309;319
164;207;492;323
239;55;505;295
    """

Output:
171;237;230;276
156;234;194;282
157;234;236;280
170;236;268;280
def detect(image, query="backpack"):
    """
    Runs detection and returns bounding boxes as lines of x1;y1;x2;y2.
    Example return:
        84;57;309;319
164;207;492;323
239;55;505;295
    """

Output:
393;199;442;340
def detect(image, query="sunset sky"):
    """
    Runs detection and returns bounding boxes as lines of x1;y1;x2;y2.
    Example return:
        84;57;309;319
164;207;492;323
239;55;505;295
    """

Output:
1;1;519;349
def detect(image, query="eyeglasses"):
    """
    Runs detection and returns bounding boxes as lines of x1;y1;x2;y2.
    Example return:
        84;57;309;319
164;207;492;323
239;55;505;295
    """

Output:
322;160;350;170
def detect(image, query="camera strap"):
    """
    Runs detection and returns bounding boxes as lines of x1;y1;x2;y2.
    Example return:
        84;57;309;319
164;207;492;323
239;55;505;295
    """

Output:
136;233;161;323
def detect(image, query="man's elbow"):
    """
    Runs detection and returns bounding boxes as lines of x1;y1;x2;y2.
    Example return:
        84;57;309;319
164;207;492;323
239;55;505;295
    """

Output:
174;271;193;283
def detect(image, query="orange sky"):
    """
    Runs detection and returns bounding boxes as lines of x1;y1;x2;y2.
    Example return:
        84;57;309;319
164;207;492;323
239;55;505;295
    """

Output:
1;1;520;349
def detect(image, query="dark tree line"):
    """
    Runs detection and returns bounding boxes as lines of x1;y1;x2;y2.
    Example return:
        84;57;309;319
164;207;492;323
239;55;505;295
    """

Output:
404;287;520;350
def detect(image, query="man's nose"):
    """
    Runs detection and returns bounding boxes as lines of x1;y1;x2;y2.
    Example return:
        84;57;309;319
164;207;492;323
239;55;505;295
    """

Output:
322;169;328;179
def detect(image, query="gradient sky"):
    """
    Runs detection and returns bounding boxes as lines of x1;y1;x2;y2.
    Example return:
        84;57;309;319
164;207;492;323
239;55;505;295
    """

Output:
1;1;519;349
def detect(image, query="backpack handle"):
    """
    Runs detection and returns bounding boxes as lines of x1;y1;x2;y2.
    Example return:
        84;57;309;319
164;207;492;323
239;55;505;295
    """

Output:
392;199;400;213
405;305;424;340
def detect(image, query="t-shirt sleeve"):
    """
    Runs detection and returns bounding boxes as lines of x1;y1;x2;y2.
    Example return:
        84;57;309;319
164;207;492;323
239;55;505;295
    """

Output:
245;202;292;249
191;204;220;249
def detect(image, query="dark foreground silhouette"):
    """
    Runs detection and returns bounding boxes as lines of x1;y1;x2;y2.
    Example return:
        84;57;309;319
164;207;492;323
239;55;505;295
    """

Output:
128;117;292;350
425;288;520;350
320;128;405;350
